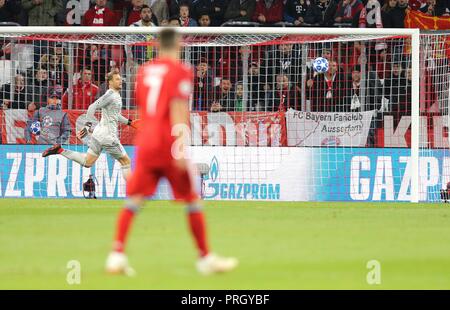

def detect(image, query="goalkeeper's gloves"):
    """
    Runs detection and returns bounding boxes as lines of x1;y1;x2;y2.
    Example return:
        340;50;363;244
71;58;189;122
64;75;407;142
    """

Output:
128;119;141;129
77;122;92;139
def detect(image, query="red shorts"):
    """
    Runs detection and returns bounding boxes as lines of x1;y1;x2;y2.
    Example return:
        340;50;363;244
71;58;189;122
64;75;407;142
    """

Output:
126;161;199;203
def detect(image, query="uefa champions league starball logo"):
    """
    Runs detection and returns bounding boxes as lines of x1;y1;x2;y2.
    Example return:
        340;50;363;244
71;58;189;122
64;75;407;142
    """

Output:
30;121;41;135
42;115;53;128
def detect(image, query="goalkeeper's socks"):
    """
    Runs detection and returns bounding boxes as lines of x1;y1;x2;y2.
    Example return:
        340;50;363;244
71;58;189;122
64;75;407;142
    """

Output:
187;207;209;257
61;149;87;166
114;207;136;253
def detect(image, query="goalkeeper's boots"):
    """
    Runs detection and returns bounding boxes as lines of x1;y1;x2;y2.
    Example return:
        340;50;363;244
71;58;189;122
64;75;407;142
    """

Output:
42;144;61;158
105;251;136;276
196;253;238;275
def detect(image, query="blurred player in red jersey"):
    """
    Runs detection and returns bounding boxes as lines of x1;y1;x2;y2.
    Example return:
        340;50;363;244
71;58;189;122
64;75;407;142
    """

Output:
105;29;238;276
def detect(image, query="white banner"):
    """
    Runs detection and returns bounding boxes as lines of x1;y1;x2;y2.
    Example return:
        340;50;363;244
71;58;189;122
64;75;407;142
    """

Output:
286;110;375;147
191;147;314;201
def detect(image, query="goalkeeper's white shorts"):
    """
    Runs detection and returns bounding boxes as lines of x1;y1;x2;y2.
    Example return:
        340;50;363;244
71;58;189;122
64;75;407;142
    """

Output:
87;136;127;160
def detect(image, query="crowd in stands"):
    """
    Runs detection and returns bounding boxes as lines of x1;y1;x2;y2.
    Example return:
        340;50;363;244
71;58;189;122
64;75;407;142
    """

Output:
0;0;448;121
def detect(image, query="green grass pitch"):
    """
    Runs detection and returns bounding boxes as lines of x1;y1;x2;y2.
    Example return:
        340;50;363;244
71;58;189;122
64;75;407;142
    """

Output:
1;199;450;289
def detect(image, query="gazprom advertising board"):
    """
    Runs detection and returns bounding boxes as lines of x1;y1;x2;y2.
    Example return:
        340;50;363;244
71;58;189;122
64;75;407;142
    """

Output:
0;145;447;201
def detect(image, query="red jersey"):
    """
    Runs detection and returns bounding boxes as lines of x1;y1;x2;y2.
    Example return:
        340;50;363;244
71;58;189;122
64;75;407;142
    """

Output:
134;57;193;167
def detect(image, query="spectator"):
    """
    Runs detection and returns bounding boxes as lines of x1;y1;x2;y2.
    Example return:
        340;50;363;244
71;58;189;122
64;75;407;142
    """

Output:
29;66;49;107
39;48;69;90
224;0;256;22
384;62;408;124
404;70;414;105
373;46;391;81
192;1;213;20
127;5;156;64
211;78;234;112
124;0;144;25
179;3;197;26
265;73;299;111
435;0;450;16
264;43;302;89
409;0;425;11
421;0;437;16
124;0;158;25
79;44;109;87
234;82;245;111
25;89;71;144
43;42;70;76
105;0;127;25
387;0;408;28
364;66;383;113
150;0;169;24
381;0;398;28
214;45;261;84
343;65;382;146
306;44;334;85
1;73;31;109
198;12;211;26
169;0;191;16
213;47;236;82
168;14;181;25
62;67;99;110
416;0;430;12
317;0;337;26
130;4;156;27
193;0;227;25
284;0;322;26
334;0;364;25
0;0;21;23
0;41;11;59
82;0;118;26
346;65;363;111
253;0;284;24
27;101;38;114
320;45;333;60
248;61;267;111
417;64;438;113
340;40;363;74
307;59;348;112
193;57;215;111
21;0;63;26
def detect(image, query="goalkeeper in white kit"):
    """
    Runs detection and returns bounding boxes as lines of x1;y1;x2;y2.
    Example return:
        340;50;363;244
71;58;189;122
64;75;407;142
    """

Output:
42;70;139;179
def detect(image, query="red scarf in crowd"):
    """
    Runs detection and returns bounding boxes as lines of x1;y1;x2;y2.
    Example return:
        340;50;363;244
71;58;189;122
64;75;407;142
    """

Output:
93;6;106;26
324;74;335;99
180;17;191;27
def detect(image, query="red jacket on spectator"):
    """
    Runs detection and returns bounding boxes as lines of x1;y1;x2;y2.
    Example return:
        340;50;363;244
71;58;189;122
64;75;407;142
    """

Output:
82;5;119;26
252;0;284;24
62;80;99;110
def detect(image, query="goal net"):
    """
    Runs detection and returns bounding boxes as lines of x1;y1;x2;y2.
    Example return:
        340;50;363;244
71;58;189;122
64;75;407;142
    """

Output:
0;27;444;203
419;31;450;202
